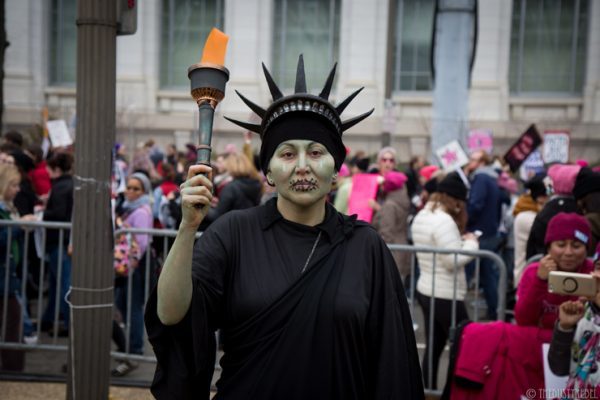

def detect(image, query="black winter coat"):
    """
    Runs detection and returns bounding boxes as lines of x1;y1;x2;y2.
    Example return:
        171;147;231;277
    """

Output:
43;174;74;247
525;195;578;260
204;177;261;225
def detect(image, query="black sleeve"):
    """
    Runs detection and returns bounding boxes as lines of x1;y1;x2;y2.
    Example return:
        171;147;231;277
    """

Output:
526;216;546;261
43;184;73;222
365;230;425;399
547;322;575;376
145;218;232;399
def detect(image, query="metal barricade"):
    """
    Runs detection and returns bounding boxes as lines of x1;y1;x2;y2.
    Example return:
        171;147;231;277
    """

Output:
388;243;508;396
0;218;508;394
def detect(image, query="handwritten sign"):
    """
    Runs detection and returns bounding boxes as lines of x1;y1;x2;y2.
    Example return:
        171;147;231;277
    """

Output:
503;124;542;172
348;174;380;223
46;119;73;148
435;140;469;172
543;131;570;164
468;129;493;154
519;149;545;181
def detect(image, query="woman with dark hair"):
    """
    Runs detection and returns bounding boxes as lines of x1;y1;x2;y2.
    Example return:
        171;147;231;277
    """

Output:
41;152;74;336
411;172;479;389
515;212;594;329
145;56;423;399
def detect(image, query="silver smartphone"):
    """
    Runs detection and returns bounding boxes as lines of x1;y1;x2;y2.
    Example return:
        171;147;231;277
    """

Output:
548;271;596;297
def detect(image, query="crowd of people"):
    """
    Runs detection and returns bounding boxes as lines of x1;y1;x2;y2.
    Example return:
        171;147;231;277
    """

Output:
1;120;600;397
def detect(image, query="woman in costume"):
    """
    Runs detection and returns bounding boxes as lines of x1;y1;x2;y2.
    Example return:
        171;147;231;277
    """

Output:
145;56;424;399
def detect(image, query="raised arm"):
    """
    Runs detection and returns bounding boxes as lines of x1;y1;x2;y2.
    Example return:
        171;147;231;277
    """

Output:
157;164;213;325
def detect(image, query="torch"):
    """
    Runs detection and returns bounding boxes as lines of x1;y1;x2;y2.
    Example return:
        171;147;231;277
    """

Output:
188;28;230;170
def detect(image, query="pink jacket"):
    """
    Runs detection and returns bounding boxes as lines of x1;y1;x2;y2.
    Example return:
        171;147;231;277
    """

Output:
450;321;552;399
515;260;594;329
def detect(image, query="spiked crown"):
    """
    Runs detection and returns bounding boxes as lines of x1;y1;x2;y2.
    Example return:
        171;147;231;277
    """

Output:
225;55;374;172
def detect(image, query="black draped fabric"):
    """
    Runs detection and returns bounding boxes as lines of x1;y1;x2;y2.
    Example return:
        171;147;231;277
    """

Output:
145;199;424;399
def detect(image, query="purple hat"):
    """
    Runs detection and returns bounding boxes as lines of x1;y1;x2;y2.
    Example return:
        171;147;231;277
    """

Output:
544;212;591;247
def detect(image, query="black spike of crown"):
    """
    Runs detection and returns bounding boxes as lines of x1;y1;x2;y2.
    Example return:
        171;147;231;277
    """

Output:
224;54;374;138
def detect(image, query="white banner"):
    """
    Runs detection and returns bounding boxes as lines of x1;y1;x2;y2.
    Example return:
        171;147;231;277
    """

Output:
543;131;570;164
46;119;73;148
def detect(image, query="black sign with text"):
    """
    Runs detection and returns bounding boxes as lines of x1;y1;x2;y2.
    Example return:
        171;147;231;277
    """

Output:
503;124;542;172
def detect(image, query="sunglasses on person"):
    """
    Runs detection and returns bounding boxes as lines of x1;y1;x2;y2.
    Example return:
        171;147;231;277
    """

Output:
126;185;143;192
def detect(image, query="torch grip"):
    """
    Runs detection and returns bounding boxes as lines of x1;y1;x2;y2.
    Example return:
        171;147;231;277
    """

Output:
196;102;216;174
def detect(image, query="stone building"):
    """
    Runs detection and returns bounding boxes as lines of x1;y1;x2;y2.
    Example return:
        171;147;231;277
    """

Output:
4;0;600;163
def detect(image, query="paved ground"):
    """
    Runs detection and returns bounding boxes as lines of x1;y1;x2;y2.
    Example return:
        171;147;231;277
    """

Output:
2;292;495;399
0;381;156;400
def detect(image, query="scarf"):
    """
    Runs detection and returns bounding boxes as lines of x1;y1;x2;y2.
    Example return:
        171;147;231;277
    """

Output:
0;201;21;265
562;304;600;398
513;194;539;216
121;194;151;216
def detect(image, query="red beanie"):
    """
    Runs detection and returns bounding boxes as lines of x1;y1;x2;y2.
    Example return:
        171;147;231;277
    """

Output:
419;165;439;182
594;242;600;263
544;212;591;246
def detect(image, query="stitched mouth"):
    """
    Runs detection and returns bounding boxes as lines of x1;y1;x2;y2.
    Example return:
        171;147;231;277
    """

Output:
290;178;318;192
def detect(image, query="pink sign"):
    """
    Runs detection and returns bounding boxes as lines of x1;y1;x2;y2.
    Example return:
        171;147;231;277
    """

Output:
468;129;493;154
348;174;380;223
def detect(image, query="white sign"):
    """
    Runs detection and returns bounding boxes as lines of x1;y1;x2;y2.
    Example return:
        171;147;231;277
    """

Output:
543;131;570;164
46;119;73;148
435;140;469;172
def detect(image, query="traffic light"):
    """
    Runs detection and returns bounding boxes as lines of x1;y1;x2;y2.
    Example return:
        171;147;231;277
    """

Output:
117;0;137;35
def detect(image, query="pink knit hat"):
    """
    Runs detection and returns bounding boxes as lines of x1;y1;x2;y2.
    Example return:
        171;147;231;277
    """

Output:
547;164;581;195
594;242;600;263
544;212;591;247
383;171;408;193
498;171;518;194
338;163;350;178
419;165;439;182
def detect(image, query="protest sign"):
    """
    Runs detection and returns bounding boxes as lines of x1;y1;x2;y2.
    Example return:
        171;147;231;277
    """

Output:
503;124;542;172
519;149;545;181
348;174;380;223
46;119;73;148
435;140;469;172
468;129;493;154
543;131;570;164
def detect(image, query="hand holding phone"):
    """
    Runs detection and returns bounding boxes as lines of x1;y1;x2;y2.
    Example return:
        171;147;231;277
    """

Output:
548;271;597;298
537;255;558;281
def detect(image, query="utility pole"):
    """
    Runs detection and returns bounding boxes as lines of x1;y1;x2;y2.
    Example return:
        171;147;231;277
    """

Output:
68;0;117;398
430;0;477;157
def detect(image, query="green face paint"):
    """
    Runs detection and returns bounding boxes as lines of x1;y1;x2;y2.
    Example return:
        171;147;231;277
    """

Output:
268;140;336;208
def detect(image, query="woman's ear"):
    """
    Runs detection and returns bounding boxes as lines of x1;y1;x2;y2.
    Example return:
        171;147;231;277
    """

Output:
332;172;339;184
266;170;275;187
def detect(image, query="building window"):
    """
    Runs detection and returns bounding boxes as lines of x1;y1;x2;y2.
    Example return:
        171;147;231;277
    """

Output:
49;0;77;86
392;0;435;92
272;0;340;91
160;0;224;88
509;0;589;95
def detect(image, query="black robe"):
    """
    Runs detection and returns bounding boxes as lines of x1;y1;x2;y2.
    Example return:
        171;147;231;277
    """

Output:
145;199;424;399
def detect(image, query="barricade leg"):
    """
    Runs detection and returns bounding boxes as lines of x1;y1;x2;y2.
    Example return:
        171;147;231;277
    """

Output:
0;296;25;371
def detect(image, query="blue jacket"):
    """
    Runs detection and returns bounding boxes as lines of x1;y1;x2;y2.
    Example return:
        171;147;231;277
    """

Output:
467;166;501;239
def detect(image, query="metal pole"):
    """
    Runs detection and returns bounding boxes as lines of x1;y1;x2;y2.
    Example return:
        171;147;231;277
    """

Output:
430;0;477;158
69;0;117;398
